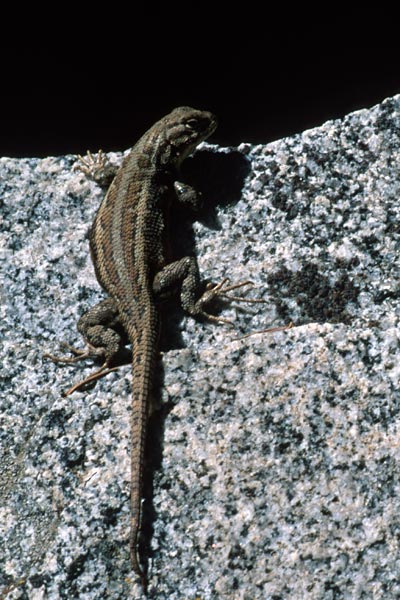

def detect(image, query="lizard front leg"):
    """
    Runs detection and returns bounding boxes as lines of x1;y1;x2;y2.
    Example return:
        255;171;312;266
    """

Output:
173;180;204;210
153;257;261;325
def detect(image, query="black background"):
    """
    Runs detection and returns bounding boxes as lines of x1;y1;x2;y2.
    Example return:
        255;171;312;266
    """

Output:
1;26;399;158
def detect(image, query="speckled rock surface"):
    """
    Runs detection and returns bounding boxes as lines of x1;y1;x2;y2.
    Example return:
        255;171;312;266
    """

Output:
1;96;400;599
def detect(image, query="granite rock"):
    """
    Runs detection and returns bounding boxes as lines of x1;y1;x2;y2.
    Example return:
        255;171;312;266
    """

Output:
1;96;400;599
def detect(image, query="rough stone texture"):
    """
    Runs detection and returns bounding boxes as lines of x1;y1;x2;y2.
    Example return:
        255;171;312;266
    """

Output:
1;95;400;599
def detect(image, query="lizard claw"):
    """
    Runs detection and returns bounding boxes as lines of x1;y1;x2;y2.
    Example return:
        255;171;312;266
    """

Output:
62;363;122;396
194;278;265;326
236;322;294;340
74;150;116;188
44;343;131;396
44;342;105;365
215;279;266;304
75;149;107;175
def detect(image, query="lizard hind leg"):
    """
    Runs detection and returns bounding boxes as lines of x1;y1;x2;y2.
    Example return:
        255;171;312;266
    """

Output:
45;298;127;396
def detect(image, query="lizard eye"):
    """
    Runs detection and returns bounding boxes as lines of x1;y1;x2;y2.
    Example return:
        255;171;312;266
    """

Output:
185;118;202;131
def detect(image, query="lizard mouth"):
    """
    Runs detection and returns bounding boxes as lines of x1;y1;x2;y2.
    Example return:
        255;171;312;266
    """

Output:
198;111;218;141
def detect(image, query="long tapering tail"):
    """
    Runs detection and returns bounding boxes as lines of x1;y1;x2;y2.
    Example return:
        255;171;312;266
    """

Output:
127;319;159;588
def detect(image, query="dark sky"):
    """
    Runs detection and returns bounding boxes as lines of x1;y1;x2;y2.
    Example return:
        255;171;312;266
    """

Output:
1;43;399;158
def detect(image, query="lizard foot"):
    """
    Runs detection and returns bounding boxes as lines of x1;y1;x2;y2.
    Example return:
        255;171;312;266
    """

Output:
44;341;105;364
194;278;265;326
236;322;294;340
44;339;133;395
62;363;123;396
44;343;130;396
74;149;116;188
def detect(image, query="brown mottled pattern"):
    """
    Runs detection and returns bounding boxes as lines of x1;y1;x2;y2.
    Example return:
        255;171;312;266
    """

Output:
87;107;217;583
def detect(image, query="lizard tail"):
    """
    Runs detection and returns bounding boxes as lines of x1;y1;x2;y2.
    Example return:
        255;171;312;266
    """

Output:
128;323;158;586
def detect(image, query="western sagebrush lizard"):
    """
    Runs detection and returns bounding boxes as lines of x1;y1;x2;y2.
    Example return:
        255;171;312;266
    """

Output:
47;106;258;589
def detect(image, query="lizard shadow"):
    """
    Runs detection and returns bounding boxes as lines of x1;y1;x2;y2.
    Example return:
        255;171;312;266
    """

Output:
181;146;251;230
140;148;250;579
163;148;251;348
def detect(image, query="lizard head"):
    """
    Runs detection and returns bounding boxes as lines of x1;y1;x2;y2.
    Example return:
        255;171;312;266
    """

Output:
162;106;218;166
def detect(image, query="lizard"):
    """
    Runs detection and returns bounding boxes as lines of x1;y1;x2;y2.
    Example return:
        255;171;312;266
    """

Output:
46;106;260;588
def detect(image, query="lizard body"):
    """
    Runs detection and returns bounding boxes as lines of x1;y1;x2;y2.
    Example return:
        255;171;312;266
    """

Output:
47;107;258;587
87;107;217;579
